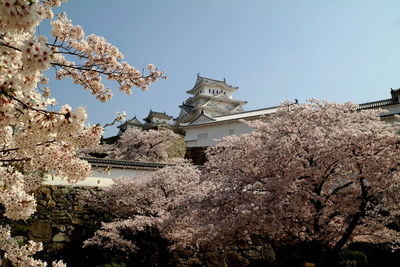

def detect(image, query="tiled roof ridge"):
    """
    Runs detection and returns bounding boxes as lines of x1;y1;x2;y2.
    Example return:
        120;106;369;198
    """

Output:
82;157;205;169
358;98;398;110
82;157;172;168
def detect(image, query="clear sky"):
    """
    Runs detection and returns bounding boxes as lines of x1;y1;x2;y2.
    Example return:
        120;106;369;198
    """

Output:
41;0;400;137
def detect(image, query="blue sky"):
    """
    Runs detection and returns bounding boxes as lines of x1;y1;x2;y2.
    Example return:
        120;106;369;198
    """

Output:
41;0;400;136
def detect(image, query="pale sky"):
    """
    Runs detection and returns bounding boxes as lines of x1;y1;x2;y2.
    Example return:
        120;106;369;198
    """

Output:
41;0;400;136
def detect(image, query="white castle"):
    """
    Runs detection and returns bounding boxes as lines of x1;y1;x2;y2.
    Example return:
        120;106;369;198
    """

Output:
47;77;400;186
119;75;400;149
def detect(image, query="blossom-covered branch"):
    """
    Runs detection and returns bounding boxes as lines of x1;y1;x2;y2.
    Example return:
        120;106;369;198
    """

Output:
0;0;164;265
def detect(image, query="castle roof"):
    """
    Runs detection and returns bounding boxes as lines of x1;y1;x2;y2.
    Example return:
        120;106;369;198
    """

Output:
178;104;194;114
186;74;238;94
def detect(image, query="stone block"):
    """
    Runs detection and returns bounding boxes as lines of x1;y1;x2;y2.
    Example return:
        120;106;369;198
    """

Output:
29;220;52;242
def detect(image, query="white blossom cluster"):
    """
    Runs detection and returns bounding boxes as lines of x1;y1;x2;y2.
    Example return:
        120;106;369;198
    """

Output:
0;225;66;266
21;38;52;72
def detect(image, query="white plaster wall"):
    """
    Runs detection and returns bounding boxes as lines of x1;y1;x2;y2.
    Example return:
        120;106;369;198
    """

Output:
43;166;158;187
185;120;254;147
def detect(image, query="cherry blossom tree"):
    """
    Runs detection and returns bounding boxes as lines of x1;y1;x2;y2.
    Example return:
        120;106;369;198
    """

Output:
82;128;186;163
0;0;164;265
83;164;205;264
168;100;400;260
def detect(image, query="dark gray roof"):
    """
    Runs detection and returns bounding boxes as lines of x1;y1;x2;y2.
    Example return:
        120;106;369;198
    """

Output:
179;104;194;113
82;157;171;169
358;98;399;110
117;116;143;128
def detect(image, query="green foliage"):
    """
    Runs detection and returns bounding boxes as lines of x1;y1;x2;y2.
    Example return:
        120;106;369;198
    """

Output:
166;135;186;159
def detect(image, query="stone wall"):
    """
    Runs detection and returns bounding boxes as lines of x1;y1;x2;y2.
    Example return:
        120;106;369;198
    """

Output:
1;185;276;266
0;186;108;266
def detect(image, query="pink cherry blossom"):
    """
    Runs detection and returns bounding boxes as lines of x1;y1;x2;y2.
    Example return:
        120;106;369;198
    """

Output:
169;100;400;253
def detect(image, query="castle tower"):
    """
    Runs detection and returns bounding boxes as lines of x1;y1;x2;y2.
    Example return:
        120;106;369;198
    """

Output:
176;74;247;124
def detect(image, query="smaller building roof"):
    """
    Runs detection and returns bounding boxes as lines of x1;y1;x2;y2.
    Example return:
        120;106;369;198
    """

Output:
144;110;173;123
117;116;143;129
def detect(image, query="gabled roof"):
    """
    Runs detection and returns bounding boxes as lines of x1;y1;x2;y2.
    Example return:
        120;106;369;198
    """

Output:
230;104;245;112
189;111;216;124
187;74;239;94
117;116;143;129
144;110;173;122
